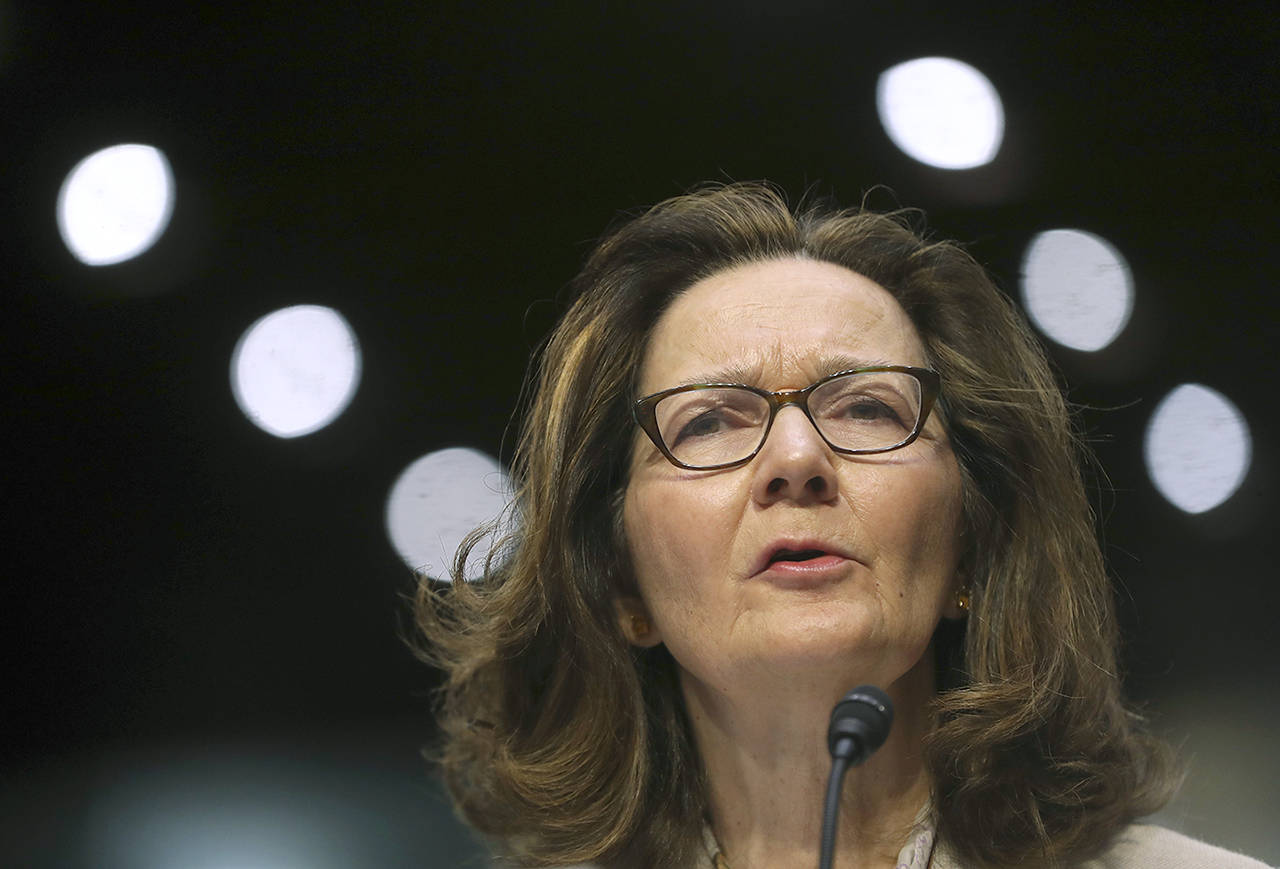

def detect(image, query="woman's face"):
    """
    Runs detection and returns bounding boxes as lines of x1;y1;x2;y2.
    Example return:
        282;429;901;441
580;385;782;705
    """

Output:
622;258;965;694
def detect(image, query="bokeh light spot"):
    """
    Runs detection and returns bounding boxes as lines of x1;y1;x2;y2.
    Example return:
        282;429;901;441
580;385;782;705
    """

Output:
876;57;1004;169
1144;384;1251;514
385;447;514;582
1020;228;1134;351
78;742;489;868
231;305;361;438
57;143;175;265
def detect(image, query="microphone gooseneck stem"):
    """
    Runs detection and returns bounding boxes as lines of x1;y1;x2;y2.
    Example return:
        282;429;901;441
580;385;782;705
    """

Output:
820;686;893;869
818;741;854;869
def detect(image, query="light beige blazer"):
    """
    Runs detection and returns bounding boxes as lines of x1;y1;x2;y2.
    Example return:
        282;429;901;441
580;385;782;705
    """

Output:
686;824;1272;868
554;820;1271;868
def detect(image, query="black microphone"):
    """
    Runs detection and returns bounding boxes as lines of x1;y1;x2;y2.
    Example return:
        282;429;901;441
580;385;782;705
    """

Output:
819;685;894;869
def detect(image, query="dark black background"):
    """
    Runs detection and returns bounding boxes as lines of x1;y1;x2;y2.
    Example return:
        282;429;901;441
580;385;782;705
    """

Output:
3;2;1277;865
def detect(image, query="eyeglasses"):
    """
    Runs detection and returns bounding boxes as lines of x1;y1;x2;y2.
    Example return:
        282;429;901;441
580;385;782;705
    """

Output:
632;366;940;471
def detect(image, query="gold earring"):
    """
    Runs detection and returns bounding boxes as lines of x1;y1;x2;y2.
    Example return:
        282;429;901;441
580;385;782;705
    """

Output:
955;586;971;612
630;613;651;639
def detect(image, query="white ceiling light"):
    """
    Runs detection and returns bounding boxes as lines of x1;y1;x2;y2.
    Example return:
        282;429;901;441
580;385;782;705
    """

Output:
385;447;515;582
57;143;175;266
1020;228;1134;351
1144;383;1251;514
230;305;361;438
876;57;1004;170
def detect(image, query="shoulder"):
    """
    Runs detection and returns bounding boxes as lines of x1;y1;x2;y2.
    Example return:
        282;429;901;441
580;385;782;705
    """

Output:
1079;824;1272;869
930;824;1270;869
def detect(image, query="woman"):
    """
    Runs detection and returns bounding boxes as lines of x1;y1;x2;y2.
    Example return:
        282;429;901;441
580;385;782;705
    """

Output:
415;184;1265;868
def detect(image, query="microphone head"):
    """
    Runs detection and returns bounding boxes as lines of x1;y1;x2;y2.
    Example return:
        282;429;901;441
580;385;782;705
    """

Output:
827;685;894;766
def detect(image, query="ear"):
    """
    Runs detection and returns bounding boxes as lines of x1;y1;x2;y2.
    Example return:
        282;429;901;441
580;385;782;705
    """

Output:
615;595;663;648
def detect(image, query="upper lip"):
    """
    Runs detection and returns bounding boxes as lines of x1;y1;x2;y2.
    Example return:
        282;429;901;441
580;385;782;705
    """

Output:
751;538;858;575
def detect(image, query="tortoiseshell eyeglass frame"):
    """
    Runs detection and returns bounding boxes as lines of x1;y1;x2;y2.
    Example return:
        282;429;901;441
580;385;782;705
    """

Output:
631;365;941;471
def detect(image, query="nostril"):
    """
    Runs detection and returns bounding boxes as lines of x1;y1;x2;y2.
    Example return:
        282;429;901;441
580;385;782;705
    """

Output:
763;474;833;499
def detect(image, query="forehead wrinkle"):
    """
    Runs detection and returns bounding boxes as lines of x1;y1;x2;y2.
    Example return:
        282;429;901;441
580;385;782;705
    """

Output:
674;342;779;388
643;261;928;391
672;344;905;391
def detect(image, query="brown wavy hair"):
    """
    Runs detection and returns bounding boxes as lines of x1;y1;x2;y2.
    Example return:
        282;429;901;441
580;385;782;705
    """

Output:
413;183;1177;868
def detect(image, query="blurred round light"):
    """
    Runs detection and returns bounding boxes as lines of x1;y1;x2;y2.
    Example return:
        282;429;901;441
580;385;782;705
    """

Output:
57;143;175;265
1020;229;1134;351
876;57;1004;169
80;743;488;868
386;447;514;582
231;305;361;438
1144;384;1251;514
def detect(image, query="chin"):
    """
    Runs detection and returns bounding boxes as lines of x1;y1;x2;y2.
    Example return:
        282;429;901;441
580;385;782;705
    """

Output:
752;594;875;635
740;611;932;682
751;614;883;665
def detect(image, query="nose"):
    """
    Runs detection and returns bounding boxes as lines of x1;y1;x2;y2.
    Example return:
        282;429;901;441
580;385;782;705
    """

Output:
750;405;840;506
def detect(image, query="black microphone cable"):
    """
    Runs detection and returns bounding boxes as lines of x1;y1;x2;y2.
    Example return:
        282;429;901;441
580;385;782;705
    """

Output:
819;685;894;869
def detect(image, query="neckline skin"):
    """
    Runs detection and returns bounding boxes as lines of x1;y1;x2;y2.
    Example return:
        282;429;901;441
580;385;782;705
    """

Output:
689;642;939;869
702;792;939;869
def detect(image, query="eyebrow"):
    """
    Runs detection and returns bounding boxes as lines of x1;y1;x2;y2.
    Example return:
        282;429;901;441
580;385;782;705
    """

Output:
675;353;894;388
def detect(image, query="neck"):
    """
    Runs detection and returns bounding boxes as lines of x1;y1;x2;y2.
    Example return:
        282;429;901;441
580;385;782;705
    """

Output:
683;653;936;869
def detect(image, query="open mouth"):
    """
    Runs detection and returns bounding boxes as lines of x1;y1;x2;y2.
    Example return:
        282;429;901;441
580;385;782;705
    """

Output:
768;548;828;564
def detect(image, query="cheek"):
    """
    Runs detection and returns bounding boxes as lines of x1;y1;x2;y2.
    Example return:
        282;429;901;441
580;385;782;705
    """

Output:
850;455;965;580
623;479;737;609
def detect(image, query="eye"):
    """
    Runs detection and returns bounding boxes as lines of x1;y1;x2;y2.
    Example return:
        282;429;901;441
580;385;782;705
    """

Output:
656;388;767;449
841;397;904;425
673;407;750;445
816;378;916;434
677;411;722;440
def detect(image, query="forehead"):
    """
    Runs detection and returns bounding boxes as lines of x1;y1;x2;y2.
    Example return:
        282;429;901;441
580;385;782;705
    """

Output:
638;258;929;391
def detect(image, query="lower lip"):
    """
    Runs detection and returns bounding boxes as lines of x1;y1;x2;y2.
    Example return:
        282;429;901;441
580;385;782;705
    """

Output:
758;555;851;587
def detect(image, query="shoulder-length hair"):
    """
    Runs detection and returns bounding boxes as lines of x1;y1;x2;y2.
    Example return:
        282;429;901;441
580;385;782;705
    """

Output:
414;183;1177;868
